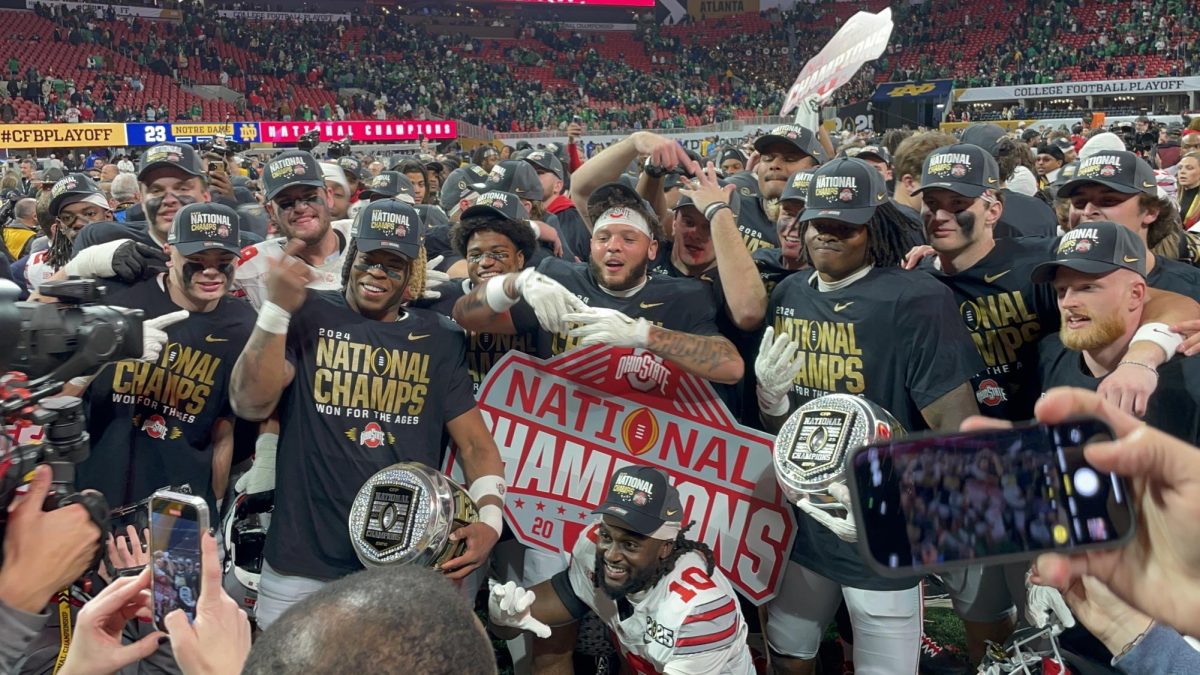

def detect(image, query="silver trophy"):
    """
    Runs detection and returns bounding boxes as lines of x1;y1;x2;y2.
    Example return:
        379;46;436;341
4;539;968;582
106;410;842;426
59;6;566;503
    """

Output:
773;394;905;508
349;462;479;569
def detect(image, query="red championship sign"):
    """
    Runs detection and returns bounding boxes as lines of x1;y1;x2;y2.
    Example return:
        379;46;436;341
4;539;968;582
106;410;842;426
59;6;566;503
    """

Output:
258;120;458;143
780;8;893;115
444;346;797;605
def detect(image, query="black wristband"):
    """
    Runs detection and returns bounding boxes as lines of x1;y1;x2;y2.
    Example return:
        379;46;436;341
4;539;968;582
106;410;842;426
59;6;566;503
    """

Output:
704;202;731;221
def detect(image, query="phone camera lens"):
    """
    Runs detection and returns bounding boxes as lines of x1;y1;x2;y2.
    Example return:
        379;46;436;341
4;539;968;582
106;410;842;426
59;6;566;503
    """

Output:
1070;427;1083;445
1074;467;1100;497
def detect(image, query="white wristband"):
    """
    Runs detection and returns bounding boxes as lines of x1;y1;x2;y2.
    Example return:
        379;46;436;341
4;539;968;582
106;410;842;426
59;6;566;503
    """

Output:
1130;322;1183;360
478;504;504;537
529;220;541;238
256;301;292;335
468;474;507;503
485;276;519;313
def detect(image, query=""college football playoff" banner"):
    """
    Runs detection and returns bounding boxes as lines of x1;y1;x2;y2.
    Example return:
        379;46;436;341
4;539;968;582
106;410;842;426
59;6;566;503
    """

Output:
445;345;797;605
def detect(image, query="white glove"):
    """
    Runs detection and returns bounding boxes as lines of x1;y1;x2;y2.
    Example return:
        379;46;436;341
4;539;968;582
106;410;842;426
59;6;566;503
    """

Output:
797;483;858;543
141;310;189;362
755;326;804;416
234;432;278;495
564;307;650;348
1026;583;1076;633
514;268;587;335
792;93;823;132
488;580;551;639
422;254;450;301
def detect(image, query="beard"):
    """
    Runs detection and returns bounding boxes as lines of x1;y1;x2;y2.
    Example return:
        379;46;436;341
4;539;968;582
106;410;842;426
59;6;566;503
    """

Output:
1060;308;1127;351
593;552;659;601
589;256;649;293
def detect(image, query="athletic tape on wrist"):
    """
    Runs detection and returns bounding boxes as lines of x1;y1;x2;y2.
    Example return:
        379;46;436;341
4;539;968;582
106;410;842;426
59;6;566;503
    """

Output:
1130;322;1183;359
468;475;506;503
485;276;519;313
478;504;504;537
256;301;292;334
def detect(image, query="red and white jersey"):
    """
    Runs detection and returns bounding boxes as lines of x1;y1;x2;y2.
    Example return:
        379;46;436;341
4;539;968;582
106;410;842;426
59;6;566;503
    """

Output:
234;236;346;310
24;249;57;293
567;525;754;675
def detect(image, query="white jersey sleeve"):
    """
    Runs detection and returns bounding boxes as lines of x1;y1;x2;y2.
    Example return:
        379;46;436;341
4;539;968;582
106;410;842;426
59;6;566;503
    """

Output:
566;525;754;675
24;249;57;293
234;236;346;310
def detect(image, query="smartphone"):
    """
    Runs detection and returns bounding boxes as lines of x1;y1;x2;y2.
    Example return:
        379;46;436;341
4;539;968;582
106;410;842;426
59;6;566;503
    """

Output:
847;418;1134;576
148;490;209;631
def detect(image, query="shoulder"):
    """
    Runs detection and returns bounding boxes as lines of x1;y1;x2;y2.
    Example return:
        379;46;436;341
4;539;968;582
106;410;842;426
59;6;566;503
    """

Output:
656;557;741;652
887;268;954;301
1037;332;1069;367
236;237;285;274
409;307;467;337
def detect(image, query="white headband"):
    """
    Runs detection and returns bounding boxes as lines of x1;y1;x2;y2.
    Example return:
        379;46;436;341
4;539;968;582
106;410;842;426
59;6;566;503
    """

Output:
594;207;651;238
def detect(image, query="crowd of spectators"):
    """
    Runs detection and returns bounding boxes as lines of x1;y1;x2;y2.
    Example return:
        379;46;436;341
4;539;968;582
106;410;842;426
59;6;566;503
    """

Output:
3;0;1196;132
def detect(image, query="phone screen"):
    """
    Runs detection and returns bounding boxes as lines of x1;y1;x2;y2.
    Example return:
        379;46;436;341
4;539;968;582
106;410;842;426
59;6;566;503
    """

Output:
149;494;208;629
849;418;1133;574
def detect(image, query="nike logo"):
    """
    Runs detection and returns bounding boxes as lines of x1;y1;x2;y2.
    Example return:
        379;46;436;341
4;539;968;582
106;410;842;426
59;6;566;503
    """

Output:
1123;256;1139;263
204;335;228;343
639;302;664;309
983;270;1011;283
408;333;430;341
1142;181;1156;188
665;509;679;516
985;177;998;184
833;302;854;312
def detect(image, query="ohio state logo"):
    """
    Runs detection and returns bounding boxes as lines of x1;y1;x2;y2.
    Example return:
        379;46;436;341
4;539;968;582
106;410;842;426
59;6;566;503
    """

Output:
142;414;168;439
361;422;385;448
838;188;855;202
293;164;306;175
615;351;669;393
394;224;408;237
217;225;230;238
1099;165;1117;177
632;491;649;506
976;379;1008;407
951;163;968;177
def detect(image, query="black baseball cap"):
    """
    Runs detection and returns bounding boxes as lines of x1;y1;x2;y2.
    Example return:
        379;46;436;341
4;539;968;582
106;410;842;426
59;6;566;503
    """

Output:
800;157;888;225
1031;221;1147;283
475;160;544;201
1036;143;1065;163
1053;137;1076;155
440;165;490;212
1057;150;1157;198
913;144;1001;198
337;156;363;181
262;150;326;200
725;170;762;200
719;147;747;166
521;150;563;181
138;143;204;181
853;145;893;166
592;466;683;539
1052;160;1080;189
781;170;816;203
674;182;741;217
350;199;425;259
169;202;241;256
754;124;826;163
359;171;416;203
959;124;1008;156
462;190;530;224
49;173;108;217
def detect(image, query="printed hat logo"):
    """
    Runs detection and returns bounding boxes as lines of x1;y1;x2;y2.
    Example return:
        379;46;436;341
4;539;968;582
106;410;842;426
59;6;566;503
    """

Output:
368;208;411;238
529;151;545;160
791;172;813;189
489;165;507;182
361;422;385;448
293;164;306;175
1079;155;1122;178
838;188;855;202
146;144;186;164
185;210;234;240
611;471;656;502
470;165;489;178
371;175;390;188
51;175;79;198
927;152;974;179
976;379;1008;407
268;155;310;180
813;175;857;203
478;191;510;209
143;414;168;439
1057;226;1099;254
740;186;752;196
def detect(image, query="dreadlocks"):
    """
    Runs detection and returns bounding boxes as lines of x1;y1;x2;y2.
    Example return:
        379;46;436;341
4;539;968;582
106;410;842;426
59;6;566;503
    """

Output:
646;521;716;589
799;201;922;270
47;223;74;270
339;238;428;303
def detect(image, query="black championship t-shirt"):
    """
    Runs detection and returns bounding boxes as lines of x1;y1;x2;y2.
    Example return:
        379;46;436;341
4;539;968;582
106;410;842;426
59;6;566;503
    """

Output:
768;267;984;589
1038;335;1200;445
996;191;1057;238
416;278;538;392
78;276;255;515
1147;256;1200;302
514;257;721;359
264;292;477;580
925;237;1059;421
733;195;779;254
752;247;802;299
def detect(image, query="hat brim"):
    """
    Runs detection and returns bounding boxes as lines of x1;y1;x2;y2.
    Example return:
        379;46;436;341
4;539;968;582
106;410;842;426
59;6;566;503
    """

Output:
753;134;818;160
588;182;645;209
265;178;326;201
1030;259;1128;284
138;161;203;182
461;204;521;223
799;205;876;225
913;181;989;198
173;240;242;257
1056;178;1143;198
354;239;418;259
591;504;664;538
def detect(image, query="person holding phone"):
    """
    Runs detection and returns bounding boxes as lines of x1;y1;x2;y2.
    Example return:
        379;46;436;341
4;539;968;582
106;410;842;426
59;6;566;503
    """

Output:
229;199;506;629
757;157;983;675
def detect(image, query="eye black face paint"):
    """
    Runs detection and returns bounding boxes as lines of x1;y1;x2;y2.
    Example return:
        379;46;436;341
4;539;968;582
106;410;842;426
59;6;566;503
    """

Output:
181;261;235;288
145;192;199;225
954;209;977;238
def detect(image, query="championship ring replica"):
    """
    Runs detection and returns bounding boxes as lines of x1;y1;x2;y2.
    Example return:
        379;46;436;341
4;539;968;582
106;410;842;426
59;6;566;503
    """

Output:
349;462;479;569
773;394;904;508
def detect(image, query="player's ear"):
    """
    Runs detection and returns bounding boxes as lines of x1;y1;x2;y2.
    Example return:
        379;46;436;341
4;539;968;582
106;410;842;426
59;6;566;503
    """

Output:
657;539;674;561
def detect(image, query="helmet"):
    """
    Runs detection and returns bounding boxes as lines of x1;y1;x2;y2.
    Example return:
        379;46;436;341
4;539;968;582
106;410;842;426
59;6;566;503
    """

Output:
222;490;273;616
977;622;1069;675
